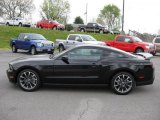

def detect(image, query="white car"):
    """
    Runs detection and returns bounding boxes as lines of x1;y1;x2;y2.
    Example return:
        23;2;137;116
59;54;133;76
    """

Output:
6;17;31;27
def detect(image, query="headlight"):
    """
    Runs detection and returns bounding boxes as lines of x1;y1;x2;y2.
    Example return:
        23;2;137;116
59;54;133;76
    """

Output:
9;64;14;71
37;43;44;47
145;45;150;49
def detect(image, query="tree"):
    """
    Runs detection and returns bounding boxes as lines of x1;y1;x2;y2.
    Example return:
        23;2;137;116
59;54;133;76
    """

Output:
98;4;121;30
41;0;70;24
0;0;35;18
74;16;84;24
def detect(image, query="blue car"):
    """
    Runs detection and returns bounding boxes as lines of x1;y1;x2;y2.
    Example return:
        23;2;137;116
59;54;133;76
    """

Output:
10;33;54;55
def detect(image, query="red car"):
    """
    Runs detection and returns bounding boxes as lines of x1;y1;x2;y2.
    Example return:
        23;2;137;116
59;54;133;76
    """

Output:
36;20;64;30
102;35;156;55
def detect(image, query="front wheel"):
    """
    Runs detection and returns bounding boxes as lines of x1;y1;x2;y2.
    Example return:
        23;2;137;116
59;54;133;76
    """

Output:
30;46;37;55
111;72;135;95
17;69;40;91
12;44;17;53
135;48;144;53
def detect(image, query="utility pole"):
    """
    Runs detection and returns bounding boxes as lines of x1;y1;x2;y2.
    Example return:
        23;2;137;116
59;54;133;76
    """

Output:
85;3;88;24
121;0;125;34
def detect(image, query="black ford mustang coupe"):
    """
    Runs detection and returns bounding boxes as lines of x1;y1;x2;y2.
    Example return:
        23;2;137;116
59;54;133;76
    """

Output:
7;45;154;95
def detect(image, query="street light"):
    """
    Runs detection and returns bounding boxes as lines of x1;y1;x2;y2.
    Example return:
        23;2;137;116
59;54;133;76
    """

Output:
121;0;125;34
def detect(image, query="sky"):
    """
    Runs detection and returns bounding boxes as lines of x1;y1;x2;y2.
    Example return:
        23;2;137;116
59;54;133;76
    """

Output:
33;0;160;34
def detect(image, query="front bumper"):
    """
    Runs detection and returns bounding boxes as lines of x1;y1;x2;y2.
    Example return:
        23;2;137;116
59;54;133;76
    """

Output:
6;69;17;84
36;46;54;53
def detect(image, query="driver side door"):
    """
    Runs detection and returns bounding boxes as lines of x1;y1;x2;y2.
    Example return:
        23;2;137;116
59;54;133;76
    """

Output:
52;47;104;84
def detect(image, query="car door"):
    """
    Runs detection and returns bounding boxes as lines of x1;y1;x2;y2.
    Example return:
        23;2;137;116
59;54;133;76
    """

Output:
114;36;134;52
65;35;82;49
16;34;30;50
52;47;104;84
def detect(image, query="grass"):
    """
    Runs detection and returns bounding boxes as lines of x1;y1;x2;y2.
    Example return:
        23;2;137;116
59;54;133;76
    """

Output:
0;26;116;49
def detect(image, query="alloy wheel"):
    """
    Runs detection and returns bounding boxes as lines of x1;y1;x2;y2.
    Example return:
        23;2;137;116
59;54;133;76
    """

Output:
111;72;135;95
18;69;40;91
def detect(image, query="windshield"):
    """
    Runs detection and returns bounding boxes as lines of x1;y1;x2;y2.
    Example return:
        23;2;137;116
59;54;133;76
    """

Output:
81;35;97;41
29;34;46;40
133;37;142;42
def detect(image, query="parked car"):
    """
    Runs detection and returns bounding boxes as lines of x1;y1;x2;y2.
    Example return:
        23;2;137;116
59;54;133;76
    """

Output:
78;23;110;34
55;34;106;52
6;45;154;95
36;20;64;30
10;33;54;55
152;37;160;54
6;17;31;27
102;35;156;55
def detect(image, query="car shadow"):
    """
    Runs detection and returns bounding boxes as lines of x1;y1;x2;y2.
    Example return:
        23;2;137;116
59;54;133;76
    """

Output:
40;84;112;94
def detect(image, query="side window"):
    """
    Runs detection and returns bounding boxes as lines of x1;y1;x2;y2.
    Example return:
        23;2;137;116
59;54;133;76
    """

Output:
124;38;132;42
68;35;76;41
65;48;103;61
102;50;125;58
18;34;25;40
155;38;160;43
87;23;93;27
117;37;125;42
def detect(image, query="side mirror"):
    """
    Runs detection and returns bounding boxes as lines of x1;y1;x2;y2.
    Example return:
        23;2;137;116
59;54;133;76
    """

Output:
61;56;69;64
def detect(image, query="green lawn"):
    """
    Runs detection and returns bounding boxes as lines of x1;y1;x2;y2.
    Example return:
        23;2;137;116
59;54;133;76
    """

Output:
0;26;115;49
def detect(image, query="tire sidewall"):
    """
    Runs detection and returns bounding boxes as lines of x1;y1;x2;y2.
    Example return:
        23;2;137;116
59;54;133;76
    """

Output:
12;45;17;53
30;46;37;55
111;72;135;95
59;45;64;52
17;69;40;92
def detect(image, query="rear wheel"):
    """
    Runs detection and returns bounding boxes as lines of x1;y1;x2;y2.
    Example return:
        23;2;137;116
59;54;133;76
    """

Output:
30;46;37;55
19;23;22;27
17;69;40;92
99;30;104;34
12;44;17;53
6;22;9;26
80;29;85;32
59;45;64;52
111;72;135;95
135;48;144;53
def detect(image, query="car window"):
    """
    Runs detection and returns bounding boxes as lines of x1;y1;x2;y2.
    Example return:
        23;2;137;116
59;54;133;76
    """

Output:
68;35;77;41
117;36;125;42
102;50;125;58
124;38;132;42
155;38;160;43
65;48;103;61
18;34;25;40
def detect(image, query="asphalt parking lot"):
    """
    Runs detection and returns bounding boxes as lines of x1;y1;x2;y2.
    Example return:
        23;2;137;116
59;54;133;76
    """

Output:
0;50;160;120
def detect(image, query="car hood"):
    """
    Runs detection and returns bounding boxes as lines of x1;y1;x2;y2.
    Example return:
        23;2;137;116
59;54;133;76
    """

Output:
31;40;53;44
83;41;106;46
10;55;51;65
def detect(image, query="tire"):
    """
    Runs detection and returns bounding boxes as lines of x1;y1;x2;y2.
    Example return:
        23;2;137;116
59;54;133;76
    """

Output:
17;69;40;92
59;45;65;52
12;44;17;53
99;30;104;34
53;26;57;30
111;72;135;95
135;48;144;53
6;22;9;26
80;29;85;32
19;23;22;27
48;50;54;54
30;46;37;55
